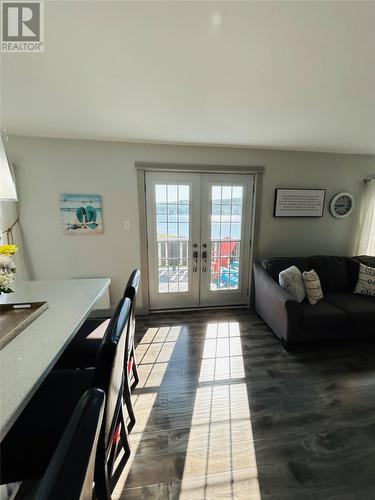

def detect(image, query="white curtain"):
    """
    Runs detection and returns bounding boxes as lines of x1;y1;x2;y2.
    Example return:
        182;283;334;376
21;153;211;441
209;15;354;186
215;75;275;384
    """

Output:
356;181;375;256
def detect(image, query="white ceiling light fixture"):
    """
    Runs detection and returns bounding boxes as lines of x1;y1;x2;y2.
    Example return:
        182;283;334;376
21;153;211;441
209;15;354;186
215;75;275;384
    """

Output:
0;137;18;201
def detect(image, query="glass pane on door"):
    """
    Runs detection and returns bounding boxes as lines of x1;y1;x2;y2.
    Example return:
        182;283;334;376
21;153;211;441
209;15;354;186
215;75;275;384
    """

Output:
210;185;243;291
155;184;190;293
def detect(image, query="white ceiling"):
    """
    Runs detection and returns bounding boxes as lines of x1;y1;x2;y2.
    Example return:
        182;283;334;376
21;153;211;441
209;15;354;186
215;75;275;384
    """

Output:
1;1;375;154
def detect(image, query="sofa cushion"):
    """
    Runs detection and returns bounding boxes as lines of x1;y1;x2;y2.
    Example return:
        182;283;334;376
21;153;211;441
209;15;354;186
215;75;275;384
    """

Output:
302;269;324;305
309;255;350;293
279;266;306;303
325;292;375;328
348;256;375;292
354;263;375;297
262;257;310;282
300;300;348;332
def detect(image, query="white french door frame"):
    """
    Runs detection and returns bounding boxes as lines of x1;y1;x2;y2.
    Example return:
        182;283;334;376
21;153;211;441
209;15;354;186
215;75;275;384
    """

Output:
200;173;254;307
145;171;202;309
136;163;264;314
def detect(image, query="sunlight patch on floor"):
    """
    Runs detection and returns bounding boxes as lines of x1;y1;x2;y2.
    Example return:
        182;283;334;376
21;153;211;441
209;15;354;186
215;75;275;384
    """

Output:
113;326;182;496
136;326;181;388
181;322;261;500
200;322;245;382
179;468;262;500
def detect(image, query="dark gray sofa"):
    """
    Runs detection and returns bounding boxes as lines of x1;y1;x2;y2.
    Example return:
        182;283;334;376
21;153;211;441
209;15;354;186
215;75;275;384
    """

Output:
253;255;375;349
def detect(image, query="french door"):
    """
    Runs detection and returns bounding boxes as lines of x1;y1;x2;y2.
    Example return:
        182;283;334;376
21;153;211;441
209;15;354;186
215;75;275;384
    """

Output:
146;171;254;310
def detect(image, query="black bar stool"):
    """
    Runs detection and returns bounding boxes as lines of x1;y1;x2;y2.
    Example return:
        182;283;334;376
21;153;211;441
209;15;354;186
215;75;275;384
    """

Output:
123;270;141;392
55;270;141;432
1;298;132;500
16;388;105;500
56;270;141;380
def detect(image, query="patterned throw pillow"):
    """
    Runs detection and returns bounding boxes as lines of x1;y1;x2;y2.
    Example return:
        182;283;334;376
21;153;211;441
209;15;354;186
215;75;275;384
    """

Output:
302;270;324;305
354;263;375;297
279;266;306;303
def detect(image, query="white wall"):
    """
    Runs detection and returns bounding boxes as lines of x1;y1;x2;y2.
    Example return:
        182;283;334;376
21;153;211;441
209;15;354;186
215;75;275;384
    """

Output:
4;136;375;308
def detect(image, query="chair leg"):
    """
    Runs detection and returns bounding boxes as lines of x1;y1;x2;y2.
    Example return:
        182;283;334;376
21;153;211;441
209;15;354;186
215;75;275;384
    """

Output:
108;411;131;494
94;477;111;500
123;378;136;434
130;345;139;391
94;446;111;500
106;409;131;495
120;406;131;459
107;426;121;480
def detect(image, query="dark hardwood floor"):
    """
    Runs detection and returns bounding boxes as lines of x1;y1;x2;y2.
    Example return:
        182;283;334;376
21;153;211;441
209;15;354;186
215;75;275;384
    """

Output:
113;309;375;500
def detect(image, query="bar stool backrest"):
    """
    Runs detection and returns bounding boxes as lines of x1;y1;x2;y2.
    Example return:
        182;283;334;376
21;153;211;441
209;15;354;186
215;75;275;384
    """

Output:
93;297;131;451
33;388;105;500
124;269;140;352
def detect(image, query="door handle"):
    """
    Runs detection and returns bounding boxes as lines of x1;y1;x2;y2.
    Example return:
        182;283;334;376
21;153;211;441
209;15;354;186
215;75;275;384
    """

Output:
193;251;198;272
202;251;207;272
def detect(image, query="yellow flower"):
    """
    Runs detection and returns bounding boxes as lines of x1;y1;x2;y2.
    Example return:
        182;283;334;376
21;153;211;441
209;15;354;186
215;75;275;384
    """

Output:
0;244;18;256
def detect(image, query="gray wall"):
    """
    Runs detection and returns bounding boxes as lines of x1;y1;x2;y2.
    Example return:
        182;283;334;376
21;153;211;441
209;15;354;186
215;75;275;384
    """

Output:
4;135;374;307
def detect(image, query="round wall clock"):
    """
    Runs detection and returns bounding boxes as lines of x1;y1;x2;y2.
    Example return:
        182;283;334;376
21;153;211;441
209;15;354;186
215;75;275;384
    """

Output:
330;192;355;219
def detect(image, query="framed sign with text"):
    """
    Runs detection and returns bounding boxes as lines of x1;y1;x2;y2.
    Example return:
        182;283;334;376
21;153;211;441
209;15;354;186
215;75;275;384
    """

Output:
274;188;326;217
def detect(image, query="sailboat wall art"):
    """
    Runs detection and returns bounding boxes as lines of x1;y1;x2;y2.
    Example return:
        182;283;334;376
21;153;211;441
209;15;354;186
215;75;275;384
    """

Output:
60;194;103;234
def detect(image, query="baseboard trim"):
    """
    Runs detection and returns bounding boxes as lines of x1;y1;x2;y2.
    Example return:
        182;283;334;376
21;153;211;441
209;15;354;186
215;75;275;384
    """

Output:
148;304;251;314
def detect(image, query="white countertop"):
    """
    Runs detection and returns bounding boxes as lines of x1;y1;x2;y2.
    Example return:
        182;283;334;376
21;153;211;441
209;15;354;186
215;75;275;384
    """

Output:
0;278;110;440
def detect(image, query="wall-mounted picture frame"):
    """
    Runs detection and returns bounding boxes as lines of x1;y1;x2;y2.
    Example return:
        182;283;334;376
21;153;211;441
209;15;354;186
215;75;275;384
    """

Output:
60;194;103;234
274;188;326;217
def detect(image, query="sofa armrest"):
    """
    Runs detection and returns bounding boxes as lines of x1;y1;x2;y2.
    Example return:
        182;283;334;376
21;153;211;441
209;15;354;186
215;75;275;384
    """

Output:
253;262;301;344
